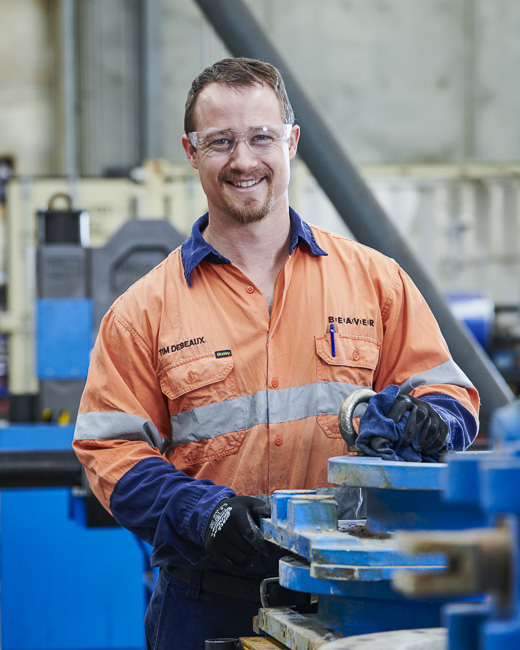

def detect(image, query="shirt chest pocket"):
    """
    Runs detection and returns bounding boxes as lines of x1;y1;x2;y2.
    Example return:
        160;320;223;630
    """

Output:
158;353;239;410
158;354;247;468
316;334;380;388
315;334;380;440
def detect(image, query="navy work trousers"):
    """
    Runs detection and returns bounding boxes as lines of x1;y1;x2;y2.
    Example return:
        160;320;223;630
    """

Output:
145;569;262;650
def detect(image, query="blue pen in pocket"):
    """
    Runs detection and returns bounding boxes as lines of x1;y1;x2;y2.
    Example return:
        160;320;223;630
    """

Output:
330;322;336;357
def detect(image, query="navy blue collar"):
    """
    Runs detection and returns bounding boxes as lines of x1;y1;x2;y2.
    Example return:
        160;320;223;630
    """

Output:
180;207;327;286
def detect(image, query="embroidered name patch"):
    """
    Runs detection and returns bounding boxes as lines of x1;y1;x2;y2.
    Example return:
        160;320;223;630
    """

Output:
159;336;205;356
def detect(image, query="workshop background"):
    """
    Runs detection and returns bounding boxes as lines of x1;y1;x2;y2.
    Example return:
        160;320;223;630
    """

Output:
0;1;519;649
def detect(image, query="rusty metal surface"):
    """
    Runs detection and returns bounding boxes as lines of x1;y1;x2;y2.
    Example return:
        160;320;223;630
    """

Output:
254;608;342;650
240;636;287;649
319;628;447;649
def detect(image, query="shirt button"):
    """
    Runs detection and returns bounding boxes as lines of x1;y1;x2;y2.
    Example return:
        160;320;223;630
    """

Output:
275;436;283;446
187;371;195;383
352;350;360;361
271;378;279;388
246;285;255;294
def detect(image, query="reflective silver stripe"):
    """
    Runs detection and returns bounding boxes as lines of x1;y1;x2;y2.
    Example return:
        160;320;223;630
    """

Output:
170;381;364;447
75;361;472;451
269;382;362;422
74;411;168;453
398;359;473;395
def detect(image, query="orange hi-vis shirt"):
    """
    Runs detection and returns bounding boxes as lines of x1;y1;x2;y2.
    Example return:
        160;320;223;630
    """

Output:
73;210;479;567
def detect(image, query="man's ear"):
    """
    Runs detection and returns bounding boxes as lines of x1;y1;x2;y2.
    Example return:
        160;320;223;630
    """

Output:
288;125;300;161
182;134;199;169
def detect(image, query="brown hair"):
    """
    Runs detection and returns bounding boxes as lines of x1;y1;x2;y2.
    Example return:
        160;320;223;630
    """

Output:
184;57;295;134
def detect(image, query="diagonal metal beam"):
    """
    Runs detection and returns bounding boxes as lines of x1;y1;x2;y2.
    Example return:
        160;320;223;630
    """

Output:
193;0;514;434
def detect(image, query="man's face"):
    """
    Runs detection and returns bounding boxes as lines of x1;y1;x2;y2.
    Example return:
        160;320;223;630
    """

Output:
182;83;299;225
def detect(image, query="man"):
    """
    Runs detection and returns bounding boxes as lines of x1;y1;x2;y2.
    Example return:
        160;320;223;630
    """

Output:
73;58;479;648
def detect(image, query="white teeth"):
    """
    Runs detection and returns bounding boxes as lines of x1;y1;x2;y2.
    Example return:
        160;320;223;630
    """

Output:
231;179;262;188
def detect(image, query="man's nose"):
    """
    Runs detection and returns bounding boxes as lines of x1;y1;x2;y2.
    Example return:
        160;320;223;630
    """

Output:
229;137;258;165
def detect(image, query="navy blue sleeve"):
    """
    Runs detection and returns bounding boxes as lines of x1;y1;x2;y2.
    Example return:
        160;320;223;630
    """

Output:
420;393;479;451
109;457;235;566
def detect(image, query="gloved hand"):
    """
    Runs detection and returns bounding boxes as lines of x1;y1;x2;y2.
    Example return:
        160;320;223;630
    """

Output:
386;394;449;456
204;496;271;573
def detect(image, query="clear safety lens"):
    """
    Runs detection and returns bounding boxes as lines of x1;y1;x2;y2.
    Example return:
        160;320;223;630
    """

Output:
188;124;293;157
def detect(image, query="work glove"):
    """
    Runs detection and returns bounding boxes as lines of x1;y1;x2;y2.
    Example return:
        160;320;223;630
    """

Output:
386;394;449;456
204;496;271;573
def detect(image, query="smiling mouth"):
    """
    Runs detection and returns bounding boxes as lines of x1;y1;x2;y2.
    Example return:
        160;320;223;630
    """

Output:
228;178;264;188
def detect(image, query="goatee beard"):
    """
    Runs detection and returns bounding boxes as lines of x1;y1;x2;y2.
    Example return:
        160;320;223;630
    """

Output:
224;192;275;225
220;168;274;225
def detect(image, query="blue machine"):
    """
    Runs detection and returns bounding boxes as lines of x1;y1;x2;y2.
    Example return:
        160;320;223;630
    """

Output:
257;456;482;647
0;425;149;650
252;398;520;649
428;398;520;650
0;210;184;649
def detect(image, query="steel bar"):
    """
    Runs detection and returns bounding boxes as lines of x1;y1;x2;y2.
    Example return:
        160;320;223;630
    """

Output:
194;0;515;431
